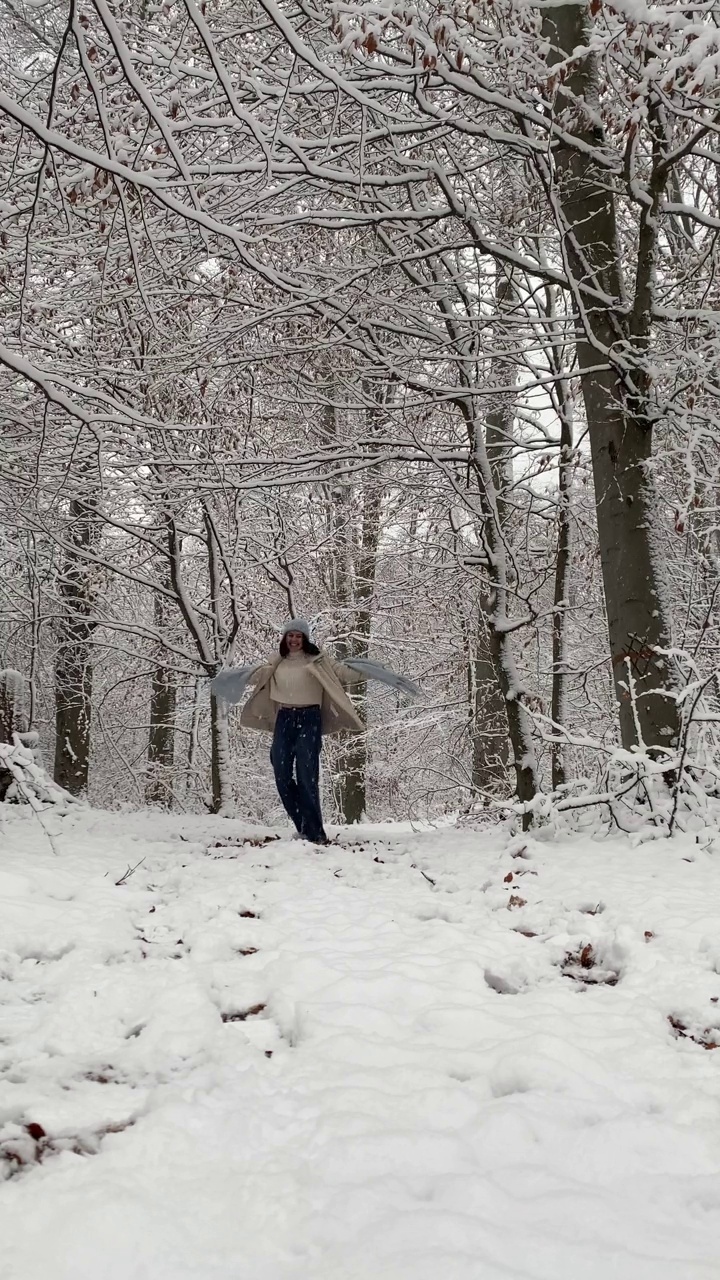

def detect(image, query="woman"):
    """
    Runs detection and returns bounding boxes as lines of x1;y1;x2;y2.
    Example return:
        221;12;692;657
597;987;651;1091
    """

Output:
211;619;418;845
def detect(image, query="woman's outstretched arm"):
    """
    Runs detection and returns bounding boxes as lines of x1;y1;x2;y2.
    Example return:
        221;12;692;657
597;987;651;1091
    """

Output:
328;655;419;697
211;661;269;705
324;655;365;687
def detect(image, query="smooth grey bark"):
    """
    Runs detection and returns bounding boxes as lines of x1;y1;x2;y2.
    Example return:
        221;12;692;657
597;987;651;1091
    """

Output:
53;499;99;795
541;4;680;755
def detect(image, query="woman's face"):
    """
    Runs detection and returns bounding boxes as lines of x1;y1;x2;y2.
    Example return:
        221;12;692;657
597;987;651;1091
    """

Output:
285;630;304;653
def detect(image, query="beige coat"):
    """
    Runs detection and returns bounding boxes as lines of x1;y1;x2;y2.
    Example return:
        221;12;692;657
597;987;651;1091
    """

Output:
240;652;365;736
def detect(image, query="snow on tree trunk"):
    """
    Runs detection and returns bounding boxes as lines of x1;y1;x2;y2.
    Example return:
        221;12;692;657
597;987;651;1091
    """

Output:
469;610;509;795
53;499;99;797
0;737;74;809
325;389;384;824
458;395;539;826
337;496;380;821
0;669;27;743
54;641;93;796
164;508;239;815
551;455;573;790
146;664;176;807
542;4;680;757
469;269;517;796
0;669;29;802
209;692;232;815
339;462;384;823
0;670;69;807
550;333;575;791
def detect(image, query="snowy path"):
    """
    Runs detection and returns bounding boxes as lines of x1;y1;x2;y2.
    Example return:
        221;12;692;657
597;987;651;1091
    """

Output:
1;808;720;1279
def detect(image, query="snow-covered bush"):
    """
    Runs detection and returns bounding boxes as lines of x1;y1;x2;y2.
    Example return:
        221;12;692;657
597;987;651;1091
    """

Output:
0;738;75;811
0;668;27;742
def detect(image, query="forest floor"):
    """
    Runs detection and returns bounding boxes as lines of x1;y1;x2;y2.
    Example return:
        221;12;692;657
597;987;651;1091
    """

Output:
1;805;719;1279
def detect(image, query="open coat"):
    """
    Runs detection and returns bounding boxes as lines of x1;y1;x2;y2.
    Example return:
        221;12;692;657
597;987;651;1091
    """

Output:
239;653;365;736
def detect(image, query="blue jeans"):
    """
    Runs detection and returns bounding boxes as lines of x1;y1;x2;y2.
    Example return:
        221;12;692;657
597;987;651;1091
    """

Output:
270;706;327;842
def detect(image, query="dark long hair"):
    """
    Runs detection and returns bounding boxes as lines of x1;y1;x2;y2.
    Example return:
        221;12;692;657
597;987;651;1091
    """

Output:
279;634;320;658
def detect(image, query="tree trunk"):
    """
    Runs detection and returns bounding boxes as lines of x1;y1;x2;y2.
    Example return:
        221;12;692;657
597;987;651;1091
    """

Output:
23;532;41;728
0;669;34;801
164;508;234;813
486;617;538;826
146;592;176;807
459;398;539;826
0;669;27;743
337;467;383;822
186;675;202;801
209;691;231;814
337;717;366;823
377;235;537;814
323;390;383;825
542;5;680;754
551;357;575;790
54;499;98;796
468;267;517;796
469;606;510;794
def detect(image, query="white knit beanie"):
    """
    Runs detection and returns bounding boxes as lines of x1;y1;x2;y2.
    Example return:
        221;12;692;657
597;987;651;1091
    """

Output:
280;618;311;640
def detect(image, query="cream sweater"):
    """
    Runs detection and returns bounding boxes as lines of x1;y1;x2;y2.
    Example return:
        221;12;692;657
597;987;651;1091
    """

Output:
269;654;322;707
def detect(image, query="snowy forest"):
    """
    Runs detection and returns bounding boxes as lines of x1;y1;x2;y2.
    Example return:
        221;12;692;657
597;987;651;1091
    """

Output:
2;0;719;828
2;4;720;1277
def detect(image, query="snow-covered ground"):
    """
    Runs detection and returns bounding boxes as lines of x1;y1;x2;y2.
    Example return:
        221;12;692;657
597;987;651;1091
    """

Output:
1;805;719;1279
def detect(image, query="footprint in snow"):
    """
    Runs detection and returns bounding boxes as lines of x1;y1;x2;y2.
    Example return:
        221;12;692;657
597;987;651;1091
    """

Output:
220;1002;267;1023
560;941;622;988
0;1118;137;1182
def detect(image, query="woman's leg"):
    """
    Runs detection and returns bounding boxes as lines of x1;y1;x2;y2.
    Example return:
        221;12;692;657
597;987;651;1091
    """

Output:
270;710;304;834
294;707;327;842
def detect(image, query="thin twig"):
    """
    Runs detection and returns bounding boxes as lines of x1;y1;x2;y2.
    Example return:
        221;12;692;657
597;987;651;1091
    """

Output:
115;857;146;886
